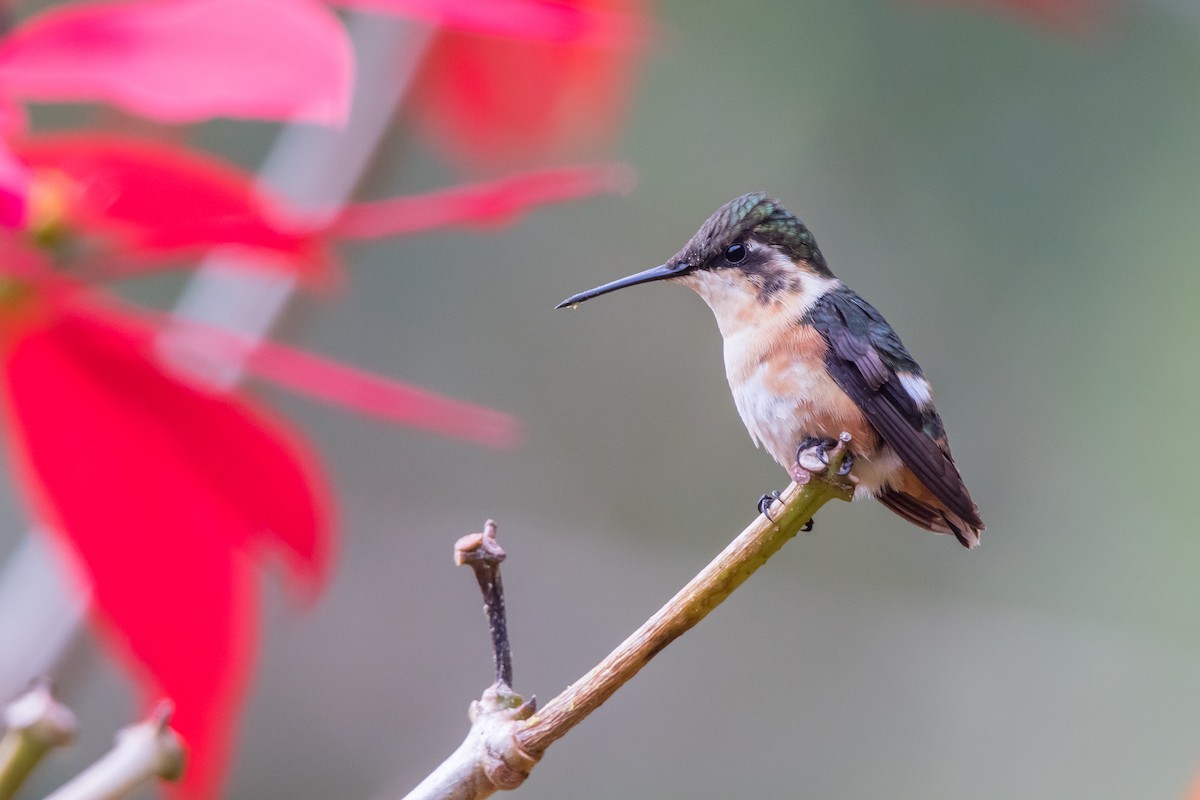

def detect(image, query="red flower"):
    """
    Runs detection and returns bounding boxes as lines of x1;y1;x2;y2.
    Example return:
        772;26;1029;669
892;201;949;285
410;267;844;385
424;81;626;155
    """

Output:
0;266;302;795
409;0;650;171
11;130;631;276
14;133;330;275
0;243;521;796
0;1;642;795
0;266;328;798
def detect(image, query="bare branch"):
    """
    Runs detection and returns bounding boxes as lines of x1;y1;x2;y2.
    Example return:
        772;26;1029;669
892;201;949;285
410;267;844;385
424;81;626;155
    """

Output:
516;447;852;756
401;436;853;799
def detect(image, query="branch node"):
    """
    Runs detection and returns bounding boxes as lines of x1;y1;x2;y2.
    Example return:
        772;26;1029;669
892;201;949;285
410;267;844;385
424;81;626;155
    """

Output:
477;685;539;791
513;695;537;720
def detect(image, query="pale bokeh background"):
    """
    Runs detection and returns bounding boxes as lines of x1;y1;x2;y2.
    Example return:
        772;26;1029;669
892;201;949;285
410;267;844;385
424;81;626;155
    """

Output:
6;1;1200;798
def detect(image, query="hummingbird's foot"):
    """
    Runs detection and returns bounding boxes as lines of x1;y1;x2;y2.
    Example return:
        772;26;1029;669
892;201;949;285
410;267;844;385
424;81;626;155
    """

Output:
790;432;856;493
758;491;783;522
792;436;840;477
794;436;822;466
761;493;817;530
794;436;841;466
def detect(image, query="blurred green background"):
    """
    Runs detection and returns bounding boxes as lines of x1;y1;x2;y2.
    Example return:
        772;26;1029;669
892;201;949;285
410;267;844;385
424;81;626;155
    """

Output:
10;0;1200;797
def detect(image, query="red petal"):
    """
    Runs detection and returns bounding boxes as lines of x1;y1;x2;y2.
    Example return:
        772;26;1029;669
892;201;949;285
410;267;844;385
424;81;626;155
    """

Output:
0;143;30;228
329;0;645;45
247;339;521;449
0;0;352;124
332;161;634;239
12;133;327;272
0;97;28;140
155;314;520;449
0;291;333;796
411;0;649;171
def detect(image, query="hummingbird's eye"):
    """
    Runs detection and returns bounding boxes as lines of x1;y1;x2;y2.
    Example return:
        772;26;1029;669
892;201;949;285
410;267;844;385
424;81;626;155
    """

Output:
724;242;748;264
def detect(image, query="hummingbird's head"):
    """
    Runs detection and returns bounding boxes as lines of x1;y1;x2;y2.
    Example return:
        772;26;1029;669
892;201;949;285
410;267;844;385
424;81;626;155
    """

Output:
557;193;837;331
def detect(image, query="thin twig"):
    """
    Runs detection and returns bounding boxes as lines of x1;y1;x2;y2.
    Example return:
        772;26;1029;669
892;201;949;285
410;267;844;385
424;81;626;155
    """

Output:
404;523;534;800
455;521;514;689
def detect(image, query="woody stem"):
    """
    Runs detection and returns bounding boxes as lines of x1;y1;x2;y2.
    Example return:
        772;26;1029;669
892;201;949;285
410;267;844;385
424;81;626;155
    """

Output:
515;473;849;756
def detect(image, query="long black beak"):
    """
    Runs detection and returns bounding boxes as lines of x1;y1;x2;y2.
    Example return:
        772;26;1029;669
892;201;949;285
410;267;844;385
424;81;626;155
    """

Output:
556;264;680;308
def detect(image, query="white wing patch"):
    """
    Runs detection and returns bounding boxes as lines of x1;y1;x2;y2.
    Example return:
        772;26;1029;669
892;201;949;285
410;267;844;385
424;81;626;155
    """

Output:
898;371;933;408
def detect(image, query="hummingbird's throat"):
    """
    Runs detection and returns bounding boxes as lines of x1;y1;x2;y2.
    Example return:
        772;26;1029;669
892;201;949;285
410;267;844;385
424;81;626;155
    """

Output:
678;259;839;340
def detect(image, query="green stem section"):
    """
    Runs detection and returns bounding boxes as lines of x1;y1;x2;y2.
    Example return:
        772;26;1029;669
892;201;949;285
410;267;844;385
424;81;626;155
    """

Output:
0;728;52;800
515;476;850;758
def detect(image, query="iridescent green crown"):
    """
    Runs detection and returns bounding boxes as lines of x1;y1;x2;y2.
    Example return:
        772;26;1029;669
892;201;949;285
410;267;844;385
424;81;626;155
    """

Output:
675;192;829;275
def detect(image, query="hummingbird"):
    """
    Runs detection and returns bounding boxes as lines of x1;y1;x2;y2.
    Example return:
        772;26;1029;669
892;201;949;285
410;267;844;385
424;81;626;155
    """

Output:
557;192;983;547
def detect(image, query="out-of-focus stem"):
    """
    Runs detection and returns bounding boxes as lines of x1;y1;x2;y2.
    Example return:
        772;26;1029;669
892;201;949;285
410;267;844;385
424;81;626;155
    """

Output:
0;679;77;800
167;14;436;385
42;702;183;800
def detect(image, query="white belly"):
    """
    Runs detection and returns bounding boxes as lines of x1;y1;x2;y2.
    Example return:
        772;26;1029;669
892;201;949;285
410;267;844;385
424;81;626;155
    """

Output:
729;357;829;466
725;343;902;498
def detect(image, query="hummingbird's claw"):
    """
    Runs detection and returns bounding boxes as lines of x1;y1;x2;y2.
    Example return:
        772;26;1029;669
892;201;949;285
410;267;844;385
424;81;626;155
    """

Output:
761;491;817;530
758;491;783;522
837;449;855;476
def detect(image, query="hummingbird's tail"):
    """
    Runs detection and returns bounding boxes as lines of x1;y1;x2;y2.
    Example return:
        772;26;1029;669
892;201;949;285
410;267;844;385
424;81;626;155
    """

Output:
878;486;983;549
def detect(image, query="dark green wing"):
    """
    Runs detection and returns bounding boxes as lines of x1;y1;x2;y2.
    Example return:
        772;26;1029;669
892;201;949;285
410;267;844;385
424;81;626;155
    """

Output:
804;287;981;528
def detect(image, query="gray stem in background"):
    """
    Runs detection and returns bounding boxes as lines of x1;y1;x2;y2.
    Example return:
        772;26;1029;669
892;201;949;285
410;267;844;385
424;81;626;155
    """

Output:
0;535;87;703
0;14;433;702
41;703;184;800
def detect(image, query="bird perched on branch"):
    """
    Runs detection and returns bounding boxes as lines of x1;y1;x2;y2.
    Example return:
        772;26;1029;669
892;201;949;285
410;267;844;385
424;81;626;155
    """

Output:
558;192;983;547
